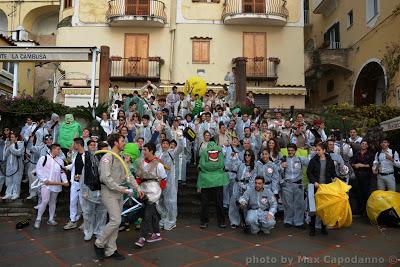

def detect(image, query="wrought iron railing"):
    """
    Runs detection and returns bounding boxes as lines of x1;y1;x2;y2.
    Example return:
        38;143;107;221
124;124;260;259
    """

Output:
222;0;289;21
245;57;280;79
107;0;167;23
110;56;161;80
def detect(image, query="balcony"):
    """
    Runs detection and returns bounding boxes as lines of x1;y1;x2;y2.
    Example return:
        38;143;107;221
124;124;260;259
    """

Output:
244;57;280;81
222;0;289;25
312;0;337;16
109;56;162;82
107;0;167;27
305;48;352;78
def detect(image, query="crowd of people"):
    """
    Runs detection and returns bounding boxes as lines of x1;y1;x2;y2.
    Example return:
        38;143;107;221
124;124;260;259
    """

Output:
0;80;399;261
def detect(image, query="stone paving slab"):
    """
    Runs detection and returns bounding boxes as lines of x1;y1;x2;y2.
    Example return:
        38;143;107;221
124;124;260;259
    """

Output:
0;217;399;267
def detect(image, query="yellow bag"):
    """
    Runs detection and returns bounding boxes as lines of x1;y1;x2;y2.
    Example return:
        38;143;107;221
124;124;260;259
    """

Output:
367;190;400;225
184;76;207;97
315;178;352;228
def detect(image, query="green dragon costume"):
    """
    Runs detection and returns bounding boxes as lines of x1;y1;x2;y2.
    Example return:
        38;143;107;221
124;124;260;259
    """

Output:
57;114;83;150
197;141;229;189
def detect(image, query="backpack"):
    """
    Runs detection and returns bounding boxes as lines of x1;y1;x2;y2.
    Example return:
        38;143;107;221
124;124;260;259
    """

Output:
84;151;101;191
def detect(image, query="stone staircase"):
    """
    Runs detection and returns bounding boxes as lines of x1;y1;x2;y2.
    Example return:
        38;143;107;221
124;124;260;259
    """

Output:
0;166;208;218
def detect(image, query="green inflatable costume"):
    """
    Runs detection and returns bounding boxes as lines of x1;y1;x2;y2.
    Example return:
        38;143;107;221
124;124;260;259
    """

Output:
57;114;83;150
197;141;229;189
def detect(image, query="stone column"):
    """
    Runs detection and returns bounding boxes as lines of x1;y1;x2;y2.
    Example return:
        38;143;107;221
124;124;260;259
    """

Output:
98;46;110;105
232;57;247;105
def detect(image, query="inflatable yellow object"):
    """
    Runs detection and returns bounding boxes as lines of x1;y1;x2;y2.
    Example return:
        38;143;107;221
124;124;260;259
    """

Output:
367;190;400;226
315;178;352;228
184;76;207;96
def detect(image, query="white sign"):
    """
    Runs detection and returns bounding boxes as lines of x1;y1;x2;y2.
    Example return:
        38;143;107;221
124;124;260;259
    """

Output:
0;47;94;62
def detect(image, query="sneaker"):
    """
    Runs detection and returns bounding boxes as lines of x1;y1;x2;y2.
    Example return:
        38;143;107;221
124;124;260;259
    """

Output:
94;244;105;260
34;219;41;229
135;237;146;248
47;220;58;226
78;223;84;231
84;234;93;241
231;224;237;229
262;229;271;234
2;194;12;200
219;223;227;229
34;205;39;210
106;251;125;261
10;195;19;200
164;224;176;231
146;233;162;243
200;223;208;229
26;195;36;200
63;221;78;230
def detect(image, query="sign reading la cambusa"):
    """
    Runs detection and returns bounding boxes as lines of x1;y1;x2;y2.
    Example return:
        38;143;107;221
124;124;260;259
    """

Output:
0;47;95;62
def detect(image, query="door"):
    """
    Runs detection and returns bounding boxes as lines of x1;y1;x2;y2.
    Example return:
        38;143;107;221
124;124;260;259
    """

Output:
243;32;266;76
242;0;265;13
125;0;150;16
124;34;149;76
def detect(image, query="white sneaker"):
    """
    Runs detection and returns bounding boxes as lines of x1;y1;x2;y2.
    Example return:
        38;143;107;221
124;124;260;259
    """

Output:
164;224;176;231
2;194;12;200
26;195;36;200
10;195;19;200
63;221;78;230
47;220;58;226
78;223;84;231
34;220;41;229
34;205;39;210
84;233;92;241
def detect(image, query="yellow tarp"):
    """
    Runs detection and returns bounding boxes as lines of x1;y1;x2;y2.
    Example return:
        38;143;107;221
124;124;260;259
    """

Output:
367;190;400;224
315;178;352;228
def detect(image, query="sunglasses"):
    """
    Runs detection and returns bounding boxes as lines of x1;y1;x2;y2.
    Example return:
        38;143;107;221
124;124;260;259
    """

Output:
245;154;251;156
119;119;125;121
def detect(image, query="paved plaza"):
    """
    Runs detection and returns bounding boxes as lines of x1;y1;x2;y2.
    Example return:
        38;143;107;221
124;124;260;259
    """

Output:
0;216;399;267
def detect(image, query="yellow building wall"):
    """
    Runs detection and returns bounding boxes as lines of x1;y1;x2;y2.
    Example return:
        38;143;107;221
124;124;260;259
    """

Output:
181;0;301;23
306;0;400;106
269;94;305;109
56;26;173;82
173;24;304;85
18;63;35;96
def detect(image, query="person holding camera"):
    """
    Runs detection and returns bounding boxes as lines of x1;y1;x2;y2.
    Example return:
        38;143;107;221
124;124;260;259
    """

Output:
373;139;400;192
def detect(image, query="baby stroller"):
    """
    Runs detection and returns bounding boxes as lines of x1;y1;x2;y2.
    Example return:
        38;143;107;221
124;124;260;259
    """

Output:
119;193;144;231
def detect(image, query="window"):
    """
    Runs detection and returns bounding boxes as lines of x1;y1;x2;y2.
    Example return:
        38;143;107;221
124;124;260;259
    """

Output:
327;79;334;93
347;10;353;28
192;39;210;64
2;62;14;74
64;0;73;9
324;22;340;49
366;0;378;23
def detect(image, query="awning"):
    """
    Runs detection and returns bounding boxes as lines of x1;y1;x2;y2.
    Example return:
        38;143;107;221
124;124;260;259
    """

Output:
380;116;400;132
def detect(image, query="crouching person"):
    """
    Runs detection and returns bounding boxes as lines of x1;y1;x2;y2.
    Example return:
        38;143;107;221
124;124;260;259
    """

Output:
238;176;277;234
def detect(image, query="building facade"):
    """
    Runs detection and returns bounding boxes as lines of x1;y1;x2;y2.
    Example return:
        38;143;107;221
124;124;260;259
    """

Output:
304;0;400;107
1;0;306;108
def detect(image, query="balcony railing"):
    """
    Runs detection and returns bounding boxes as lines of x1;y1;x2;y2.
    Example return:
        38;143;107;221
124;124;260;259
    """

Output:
222;0;289;25
245;57;280;80
107;0;167;26
110;56;161;81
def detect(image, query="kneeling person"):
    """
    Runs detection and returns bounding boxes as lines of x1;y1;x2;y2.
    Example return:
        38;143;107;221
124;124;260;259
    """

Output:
239;176;277;234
